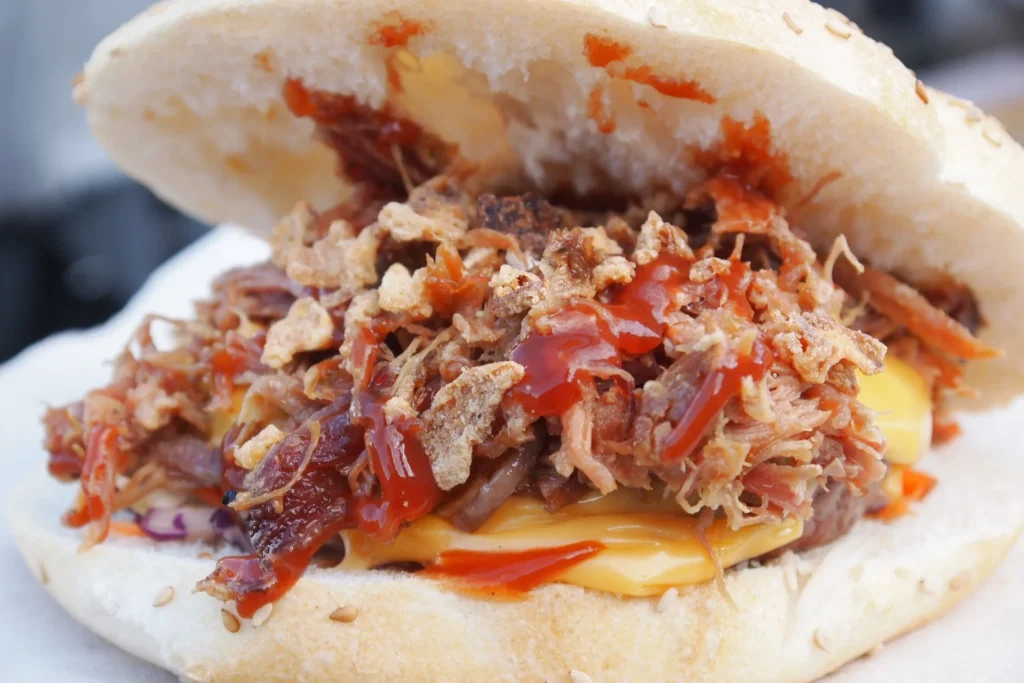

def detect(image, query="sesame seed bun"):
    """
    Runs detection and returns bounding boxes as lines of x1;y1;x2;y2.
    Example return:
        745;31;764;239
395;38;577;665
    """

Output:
19;0;1024;679
8;425;1023;682
75;0;1024;406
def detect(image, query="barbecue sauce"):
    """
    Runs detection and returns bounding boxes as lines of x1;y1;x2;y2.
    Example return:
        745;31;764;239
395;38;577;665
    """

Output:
350;328;444;540
509;252;772;459
424;541;606;597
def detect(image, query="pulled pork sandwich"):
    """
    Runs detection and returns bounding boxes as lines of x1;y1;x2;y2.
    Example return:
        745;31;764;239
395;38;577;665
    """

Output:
9;0;1024;680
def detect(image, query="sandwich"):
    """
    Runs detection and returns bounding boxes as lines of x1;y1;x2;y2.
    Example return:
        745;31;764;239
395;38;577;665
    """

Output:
9;0;1024;680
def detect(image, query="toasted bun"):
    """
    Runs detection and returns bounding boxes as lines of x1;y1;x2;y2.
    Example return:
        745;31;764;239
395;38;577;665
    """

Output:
76;0;1024;406
9;425;1024;683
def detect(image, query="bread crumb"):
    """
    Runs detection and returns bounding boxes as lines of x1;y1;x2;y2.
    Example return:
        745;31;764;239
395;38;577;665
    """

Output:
251;603;273;627
813;628;834;653
153;585;175;608
221;609;241;633
918;577;937;595
235;424;286;470
330;605;359;623
569;671;593;683
39;563;49;586
949;571;971;592
656;587;679;613
197;551;214;560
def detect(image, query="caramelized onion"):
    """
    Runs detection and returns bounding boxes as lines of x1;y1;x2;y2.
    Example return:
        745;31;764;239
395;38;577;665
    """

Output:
448;445;539;532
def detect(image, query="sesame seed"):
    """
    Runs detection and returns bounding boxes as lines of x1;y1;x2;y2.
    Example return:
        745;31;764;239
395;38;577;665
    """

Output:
983;130;1003;148
915;80;929;104
783;565;799;592
783;12;803;35
252;603;273;627
330;605;359;623
894;567;910;579
153;586;175;608
948;98;973;111
570;671;593;683
656;587;679;613
197;551;214;560
39;563;49;586
849;564;864;581
647;5;667;28
813;628;834;653
221;609;241;633
965;113;982;126
949;571;971;591
825;21;852;39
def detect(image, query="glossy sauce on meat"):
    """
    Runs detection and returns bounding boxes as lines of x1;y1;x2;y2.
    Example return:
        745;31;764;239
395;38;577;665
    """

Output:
351;329;443;540
509;252;772;461
283;78;440;192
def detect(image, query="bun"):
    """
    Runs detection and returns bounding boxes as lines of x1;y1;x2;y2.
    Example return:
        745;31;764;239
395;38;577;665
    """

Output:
75;0;1024;406
9;434;1023;682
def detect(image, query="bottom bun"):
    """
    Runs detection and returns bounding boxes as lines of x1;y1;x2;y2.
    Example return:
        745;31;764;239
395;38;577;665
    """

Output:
8;437;1023;683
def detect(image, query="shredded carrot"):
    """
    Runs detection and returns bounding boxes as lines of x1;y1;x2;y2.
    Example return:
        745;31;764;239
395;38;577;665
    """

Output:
902;468;937;502
109;520;147;538
870;499;909;522
870;467;937;521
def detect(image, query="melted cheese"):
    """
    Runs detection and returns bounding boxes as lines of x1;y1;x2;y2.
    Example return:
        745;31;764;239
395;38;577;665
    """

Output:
209;388;248;446
858;357;933;465
340;357;932;596
342;491;802;596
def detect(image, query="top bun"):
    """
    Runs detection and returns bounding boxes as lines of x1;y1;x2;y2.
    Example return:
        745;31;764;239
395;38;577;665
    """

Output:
76;0;1024;407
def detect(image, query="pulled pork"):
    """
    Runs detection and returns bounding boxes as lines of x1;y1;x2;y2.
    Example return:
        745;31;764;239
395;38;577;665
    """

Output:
42;170;992;616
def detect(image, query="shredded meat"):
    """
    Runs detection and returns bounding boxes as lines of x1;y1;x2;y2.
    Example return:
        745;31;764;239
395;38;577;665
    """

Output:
43;165;994;612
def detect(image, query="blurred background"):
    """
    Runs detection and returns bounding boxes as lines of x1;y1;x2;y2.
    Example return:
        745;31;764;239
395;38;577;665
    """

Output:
1;0;1023;363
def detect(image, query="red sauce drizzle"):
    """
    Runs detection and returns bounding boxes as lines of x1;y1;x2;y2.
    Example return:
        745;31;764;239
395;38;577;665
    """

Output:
587;86;616;134
583;33;716;104
368;13;428;48
695;115;793;196
350;328;443;540
620;65;716;103
214;549;336;619
583;34;632;68
509;252;770;448
425;541;606;596
660;337;773;462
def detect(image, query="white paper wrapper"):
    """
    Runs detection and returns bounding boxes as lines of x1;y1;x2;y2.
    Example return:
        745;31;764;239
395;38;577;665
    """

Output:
1;227;1021;682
